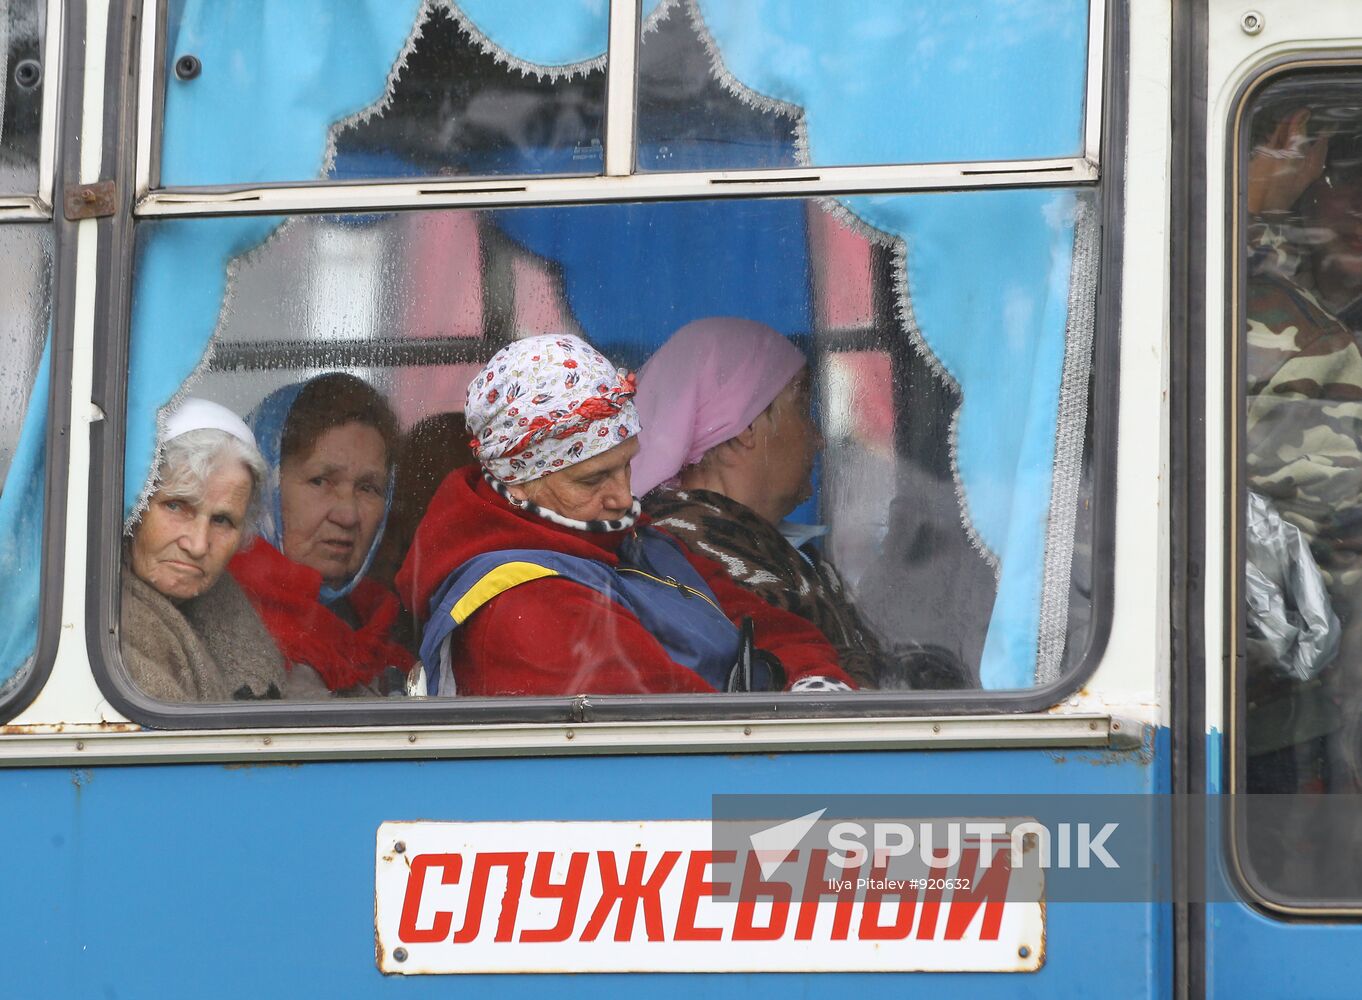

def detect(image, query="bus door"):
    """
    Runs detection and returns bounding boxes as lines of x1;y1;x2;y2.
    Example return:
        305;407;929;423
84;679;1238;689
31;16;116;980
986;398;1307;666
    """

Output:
1196;0;1362;995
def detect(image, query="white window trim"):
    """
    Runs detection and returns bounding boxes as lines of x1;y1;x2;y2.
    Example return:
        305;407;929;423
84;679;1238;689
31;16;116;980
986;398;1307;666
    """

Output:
135;157;1098;218
604;0;639;177
132;0;1107;214
0;713;1134;766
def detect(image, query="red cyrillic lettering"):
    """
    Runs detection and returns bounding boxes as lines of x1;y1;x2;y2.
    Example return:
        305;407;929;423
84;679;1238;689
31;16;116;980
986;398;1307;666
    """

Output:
794;849;858;940
520;851;589;943
732;851;794;941
398;853;462;944
675;850;735;942
914;866;951;939
452;852;528;943
943;847;1011;942
858;863;918;940
581;851;682;942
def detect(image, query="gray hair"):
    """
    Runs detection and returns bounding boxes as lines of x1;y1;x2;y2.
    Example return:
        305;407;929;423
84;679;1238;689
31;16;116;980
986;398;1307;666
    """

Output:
151;428;268;542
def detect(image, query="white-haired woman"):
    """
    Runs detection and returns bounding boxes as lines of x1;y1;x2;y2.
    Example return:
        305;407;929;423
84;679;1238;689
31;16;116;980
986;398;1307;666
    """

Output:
121;398;288;702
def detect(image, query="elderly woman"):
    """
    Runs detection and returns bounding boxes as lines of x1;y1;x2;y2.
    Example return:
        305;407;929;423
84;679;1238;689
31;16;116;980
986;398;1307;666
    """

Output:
632;317;968;690
122;398;287;701
228;372;414;697
397;333;853;697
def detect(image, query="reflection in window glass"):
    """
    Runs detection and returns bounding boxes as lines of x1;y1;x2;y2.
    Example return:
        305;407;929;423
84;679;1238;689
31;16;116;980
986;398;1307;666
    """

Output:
0;0;45;193
1239;71;1362;904
160;1;608;187
124;190;1100;707
0;222;53;698
636;0;1090;172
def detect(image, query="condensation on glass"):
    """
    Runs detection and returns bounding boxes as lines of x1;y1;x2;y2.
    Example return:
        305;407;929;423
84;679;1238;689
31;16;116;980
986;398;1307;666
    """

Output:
123;190;1100;706
0;222;53;700
158;1;608;187
1237;70;1362;906
635;0;1091;172
0;0;45;193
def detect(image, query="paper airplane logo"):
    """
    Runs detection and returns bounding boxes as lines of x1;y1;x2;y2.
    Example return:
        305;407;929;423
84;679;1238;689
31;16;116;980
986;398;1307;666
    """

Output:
749;808;827;878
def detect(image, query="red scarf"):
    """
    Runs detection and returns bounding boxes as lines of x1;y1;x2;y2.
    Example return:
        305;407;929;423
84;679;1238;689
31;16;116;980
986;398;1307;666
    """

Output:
229;538;412;692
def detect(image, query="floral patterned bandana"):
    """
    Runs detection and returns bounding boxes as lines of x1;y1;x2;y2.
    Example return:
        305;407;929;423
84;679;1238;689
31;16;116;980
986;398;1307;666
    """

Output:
465;334;640;484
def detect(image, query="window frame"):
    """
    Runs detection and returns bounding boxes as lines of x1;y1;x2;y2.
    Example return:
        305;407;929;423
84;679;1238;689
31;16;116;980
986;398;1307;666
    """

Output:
0;0;80;725
132;0;1108;210
86;0;1126;730
1226;53;1362;918
0;0;63;216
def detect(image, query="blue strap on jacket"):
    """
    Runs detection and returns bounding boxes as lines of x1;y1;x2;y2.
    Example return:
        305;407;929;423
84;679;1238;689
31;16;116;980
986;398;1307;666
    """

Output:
419;527;777;694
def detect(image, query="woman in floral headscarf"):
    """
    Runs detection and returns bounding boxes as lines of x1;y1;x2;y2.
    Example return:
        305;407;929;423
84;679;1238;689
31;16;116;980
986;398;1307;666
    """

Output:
396;333;853;698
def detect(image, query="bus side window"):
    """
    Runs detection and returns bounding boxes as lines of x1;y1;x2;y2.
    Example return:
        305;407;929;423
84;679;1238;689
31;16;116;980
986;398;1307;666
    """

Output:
0;0;54;710
1237;70;1362;906
110;0;1109;716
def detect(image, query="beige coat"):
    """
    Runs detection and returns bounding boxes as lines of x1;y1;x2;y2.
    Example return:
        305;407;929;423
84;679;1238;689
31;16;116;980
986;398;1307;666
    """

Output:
120;565;288;702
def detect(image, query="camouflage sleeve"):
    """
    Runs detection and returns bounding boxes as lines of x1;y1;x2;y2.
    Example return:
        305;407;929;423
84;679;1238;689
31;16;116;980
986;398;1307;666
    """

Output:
1247;218;1303;280
1246;272;1362;593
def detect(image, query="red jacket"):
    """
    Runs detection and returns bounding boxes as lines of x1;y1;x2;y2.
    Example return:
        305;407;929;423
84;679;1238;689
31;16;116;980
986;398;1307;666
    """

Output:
395;466;850;696
230;538;414;692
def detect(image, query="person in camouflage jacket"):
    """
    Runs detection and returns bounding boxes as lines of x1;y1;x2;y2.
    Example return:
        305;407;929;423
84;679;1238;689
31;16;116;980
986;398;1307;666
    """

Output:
1243;105;1362;790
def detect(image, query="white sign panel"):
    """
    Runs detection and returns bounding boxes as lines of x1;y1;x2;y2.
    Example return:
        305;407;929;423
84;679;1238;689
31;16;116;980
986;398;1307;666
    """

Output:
375;820;1044;974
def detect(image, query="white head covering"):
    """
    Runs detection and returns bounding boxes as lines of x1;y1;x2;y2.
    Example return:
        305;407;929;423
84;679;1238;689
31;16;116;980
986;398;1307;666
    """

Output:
465;334;640;484
163;396;258;449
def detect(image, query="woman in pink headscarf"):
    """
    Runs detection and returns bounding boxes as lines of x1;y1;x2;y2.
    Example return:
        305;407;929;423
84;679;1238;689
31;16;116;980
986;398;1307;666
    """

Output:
635;317;966;690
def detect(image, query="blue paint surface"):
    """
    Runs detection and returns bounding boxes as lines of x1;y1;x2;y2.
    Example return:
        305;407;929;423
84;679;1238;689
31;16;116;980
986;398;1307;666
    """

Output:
1201;729;1362;999
0;741;1167;998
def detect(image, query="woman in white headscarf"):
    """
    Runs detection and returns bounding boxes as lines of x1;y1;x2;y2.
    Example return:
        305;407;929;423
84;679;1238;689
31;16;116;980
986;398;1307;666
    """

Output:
121;398;287;701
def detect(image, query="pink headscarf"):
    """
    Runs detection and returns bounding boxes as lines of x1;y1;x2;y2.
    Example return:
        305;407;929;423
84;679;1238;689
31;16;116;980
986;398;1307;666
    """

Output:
632;317;807;496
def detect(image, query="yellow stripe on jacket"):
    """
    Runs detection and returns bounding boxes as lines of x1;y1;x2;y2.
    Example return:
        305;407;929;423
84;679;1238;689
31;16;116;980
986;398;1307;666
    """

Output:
450;562;561;624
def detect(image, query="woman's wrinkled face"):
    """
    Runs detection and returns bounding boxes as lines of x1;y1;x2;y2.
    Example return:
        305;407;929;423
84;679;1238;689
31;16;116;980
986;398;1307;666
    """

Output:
513;436;639;522
130;462;253;603
279;421;388;588
752;370;822;518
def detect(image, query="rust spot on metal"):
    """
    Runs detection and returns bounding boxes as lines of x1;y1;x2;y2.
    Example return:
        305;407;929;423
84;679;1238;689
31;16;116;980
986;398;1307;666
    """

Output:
0;721;139;735
63;180;117;220
70;769;92;790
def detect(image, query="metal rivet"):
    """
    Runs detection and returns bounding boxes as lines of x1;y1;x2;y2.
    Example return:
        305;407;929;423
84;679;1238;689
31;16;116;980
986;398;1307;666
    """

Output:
393;947;408;963
1240;10;1263;34
75;741;84;751
1111;721;1122;731
394;841;406;854
932;723;941;734
1088;721;1098;731
14;59;41;89
262;736;272;746
565;729;575;740
174;54;201;80
743;726;752;736
1019;945;1032;959
407;733;417;743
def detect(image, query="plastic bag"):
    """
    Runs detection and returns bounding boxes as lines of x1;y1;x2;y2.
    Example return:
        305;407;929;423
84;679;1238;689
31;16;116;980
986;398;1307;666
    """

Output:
1244;491;1341;681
